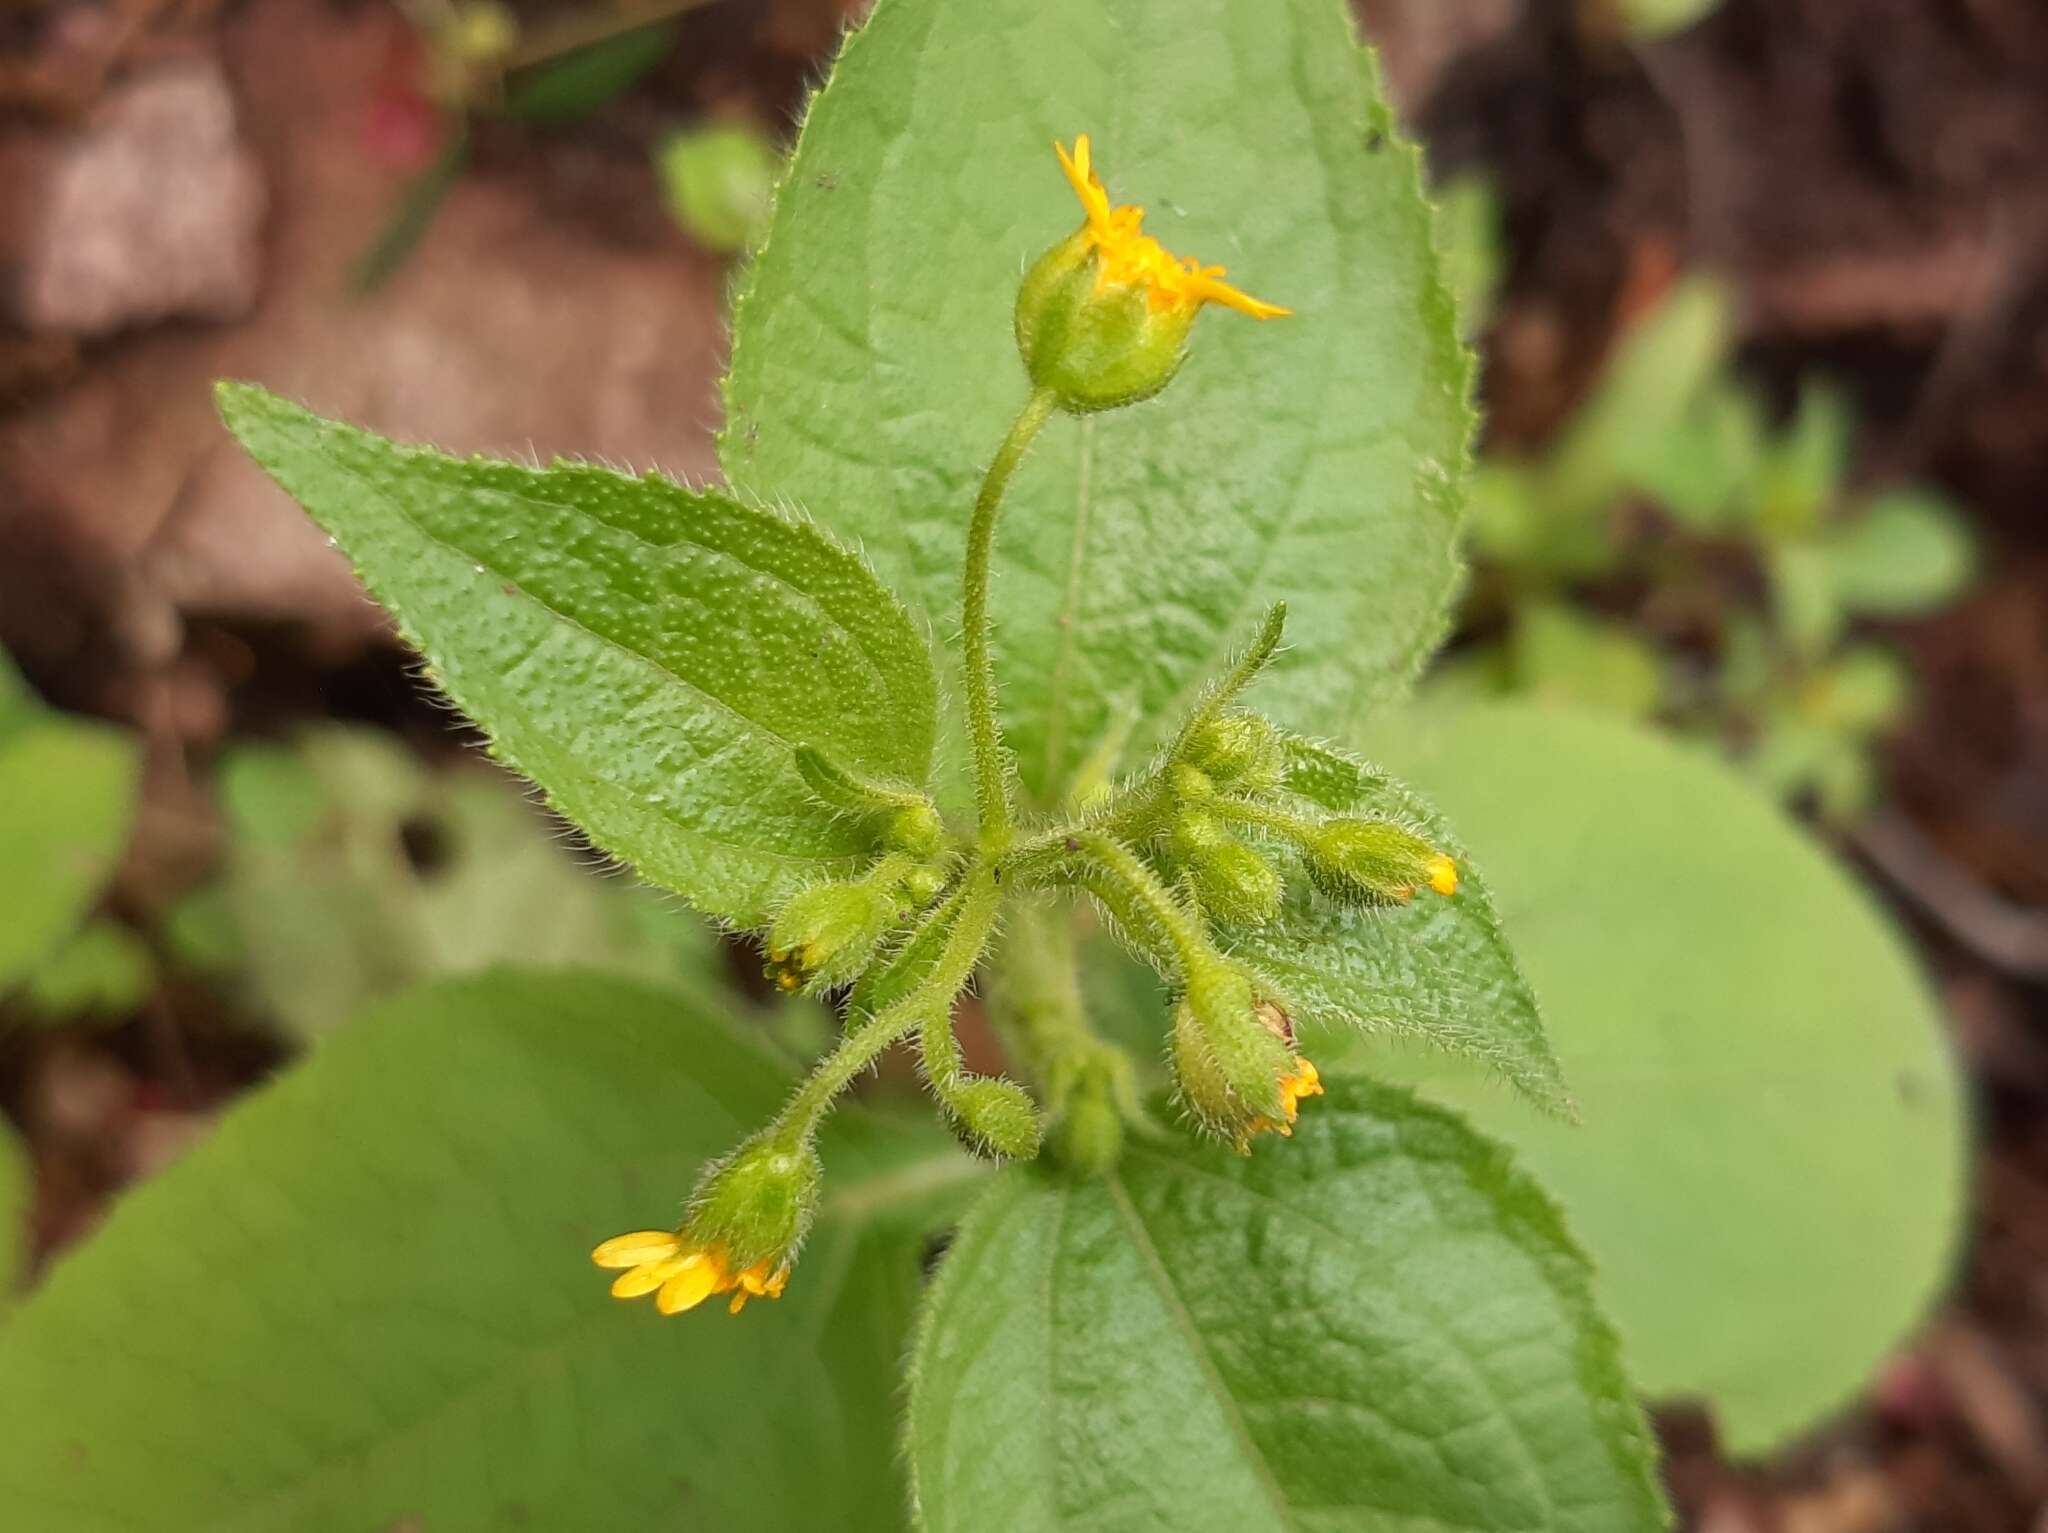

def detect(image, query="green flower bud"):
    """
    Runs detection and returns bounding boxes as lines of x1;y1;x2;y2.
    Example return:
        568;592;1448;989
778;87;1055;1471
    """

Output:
1304;819;1459;907
1184;712;1285;794
1170;965;1321;1152
944;1076;1046;1161
792;746;948;858
685;1135;822;1273
765;876;900;993
1016;136;1288;415
1168;811;1282;928
1016;230;1197;414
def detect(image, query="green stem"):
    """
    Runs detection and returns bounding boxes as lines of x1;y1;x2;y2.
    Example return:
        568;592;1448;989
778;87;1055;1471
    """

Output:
1059;833;1214;981
1205;796;1313;842
964;389;1059;852
775;868;1003;1144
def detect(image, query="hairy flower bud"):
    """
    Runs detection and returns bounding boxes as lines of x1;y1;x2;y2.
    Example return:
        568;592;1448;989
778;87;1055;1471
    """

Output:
1305;818;1459;907
1168;811;1283;928
1170;965;1320;1151
591;1135;820;1318
687;1135;822;1273
1183;712;1286;794
1015;137;1286;415
765;876;900;993
944;1075;1046;1161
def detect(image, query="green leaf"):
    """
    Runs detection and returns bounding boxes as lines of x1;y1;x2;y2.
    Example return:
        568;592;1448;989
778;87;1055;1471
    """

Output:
1228;733;1570;1114
1435;172;1505;338
502;22;678;124
19;921;152;1022
1347;704;1966;1453
0;971;980;1529
0;712;140;994
1822;488;1977;618
723;0;1474;806
0;1118;24;1300
1754;381;1853;539
348;125;469;297
217;384;940;927
657;122;782;255
1629;379;1764;534
1617;0;1722;38
1543;276;1733;525
1509;601;1667;718
909;1079;1667;1533
210;726;727;1037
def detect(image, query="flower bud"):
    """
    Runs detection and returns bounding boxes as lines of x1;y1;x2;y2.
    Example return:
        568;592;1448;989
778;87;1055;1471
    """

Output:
943;1076;1046;1161
1168;812;1282;928
765;876;900;993
1183;713;1285;794
1016;137;1287;416
1304;819;1459;907
1016;230;1197;414
592;1135;820;1317
1170;966;1321;1151
792;746;947;858
687;1135;822;1273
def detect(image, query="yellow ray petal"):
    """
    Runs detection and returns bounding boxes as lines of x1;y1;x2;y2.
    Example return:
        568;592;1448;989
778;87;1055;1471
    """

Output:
657;1258;728;1315
591;1230;683;1269
609;1255;694;1299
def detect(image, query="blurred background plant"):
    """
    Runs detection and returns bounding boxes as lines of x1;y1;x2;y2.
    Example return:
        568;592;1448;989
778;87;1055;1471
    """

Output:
1439;177;1977;824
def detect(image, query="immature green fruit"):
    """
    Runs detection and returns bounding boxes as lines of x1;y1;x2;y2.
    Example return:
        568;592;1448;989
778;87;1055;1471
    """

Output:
1168;812;1283;927
1305;818;1460;907
764;877;901;993
685;1135;822;1275
944;1076;1046;1161
1183;712;1285;794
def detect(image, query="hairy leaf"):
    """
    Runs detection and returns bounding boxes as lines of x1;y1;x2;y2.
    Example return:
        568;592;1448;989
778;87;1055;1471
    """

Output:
1228;732;1571;1114
723;0;1474;805
909;1080;1667;1532
218;384;939;927
0;971;980;1529
1352;704;1967;1453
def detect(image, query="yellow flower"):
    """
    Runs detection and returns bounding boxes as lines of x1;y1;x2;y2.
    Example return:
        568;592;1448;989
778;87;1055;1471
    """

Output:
1053;135;1289;320
591;1229;790;1317
1247;1054;1324;1143
1424;853;1459;898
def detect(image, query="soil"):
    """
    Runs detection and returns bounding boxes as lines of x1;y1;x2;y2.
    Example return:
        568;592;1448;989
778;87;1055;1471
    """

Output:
4;2;2048;1528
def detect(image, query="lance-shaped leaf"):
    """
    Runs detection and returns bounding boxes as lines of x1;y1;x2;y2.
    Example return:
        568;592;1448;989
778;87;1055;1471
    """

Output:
1225;732;1570;1115
722;0;1474;807
218;384;939;927
908;1080;1668;1533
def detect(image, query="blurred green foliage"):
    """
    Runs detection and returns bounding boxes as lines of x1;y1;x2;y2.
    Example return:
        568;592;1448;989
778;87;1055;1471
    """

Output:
1444;182;1976;821
168;727;725;1039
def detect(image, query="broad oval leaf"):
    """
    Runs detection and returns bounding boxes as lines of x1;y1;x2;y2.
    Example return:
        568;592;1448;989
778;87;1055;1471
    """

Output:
909;1079;1667;1533
1227;732;1571;1115
722;0;1473;806
0;970;980;1529
1349;704;1968;1454
218;383;939;927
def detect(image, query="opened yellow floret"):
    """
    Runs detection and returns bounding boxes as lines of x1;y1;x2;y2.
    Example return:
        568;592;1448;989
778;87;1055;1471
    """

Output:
1246;1054;1324;1143
1054;135;1289;320
592;1229;789;1317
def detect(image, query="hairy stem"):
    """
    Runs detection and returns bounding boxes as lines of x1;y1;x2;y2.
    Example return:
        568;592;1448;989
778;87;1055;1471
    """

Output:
775;868;1003;1144
963;389;1059;852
